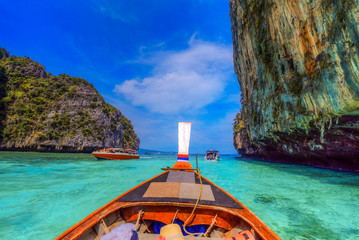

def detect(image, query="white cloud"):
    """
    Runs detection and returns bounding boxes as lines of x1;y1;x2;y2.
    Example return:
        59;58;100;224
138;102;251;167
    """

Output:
114;38;233;114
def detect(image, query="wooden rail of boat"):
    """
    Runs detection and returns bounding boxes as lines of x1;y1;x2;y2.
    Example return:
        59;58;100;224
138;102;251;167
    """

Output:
55;170;280;240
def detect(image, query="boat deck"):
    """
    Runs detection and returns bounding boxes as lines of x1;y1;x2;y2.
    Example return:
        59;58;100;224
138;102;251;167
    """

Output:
57;169;280;240
117;170;243;209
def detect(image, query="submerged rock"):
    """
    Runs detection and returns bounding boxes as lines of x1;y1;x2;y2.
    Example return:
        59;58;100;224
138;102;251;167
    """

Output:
229;0;359;171
0;48;139;152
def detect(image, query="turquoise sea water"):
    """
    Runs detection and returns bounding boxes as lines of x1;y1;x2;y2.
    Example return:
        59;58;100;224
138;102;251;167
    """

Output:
0;152;358;240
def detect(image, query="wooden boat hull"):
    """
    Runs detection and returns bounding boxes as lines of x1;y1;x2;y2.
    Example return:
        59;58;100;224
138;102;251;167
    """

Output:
92;152;140;160
55;169;281;240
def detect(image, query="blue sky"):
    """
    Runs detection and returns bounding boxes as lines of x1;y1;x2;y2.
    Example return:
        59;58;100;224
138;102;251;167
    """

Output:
0;0;241;154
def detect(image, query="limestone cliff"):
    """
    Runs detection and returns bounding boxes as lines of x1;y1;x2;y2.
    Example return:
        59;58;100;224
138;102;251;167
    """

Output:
229;0;359;171
0;48;140;152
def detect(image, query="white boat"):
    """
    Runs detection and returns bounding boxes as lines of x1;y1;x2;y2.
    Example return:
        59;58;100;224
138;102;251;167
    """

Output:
205;150;219;160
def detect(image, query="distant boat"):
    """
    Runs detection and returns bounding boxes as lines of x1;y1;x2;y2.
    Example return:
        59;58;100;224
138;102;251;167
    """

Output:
56;122;280;240
92;148;139;160
205;149;219;160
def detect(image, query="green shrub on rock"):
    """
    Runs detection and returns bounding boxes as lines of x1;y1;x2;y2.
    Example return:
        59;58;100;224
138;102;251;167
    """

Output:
0;47;139;152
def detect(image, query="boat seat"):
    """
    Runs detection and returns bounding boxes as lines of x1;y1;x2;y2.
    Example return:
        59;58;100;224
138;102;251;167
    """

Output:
166;171;196;183
143;182;215;201
137;233;224;240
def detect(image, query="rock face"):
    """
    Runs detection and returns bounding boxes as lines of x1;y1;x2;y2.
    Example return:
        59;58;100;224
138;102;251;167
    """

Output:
229;0;359;171
0;48;140;152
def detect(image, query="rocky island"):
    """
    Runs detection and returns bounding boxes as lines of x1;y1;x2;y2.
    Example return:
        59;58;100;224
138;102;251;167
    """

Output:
230;0;358;172
0;47;139;152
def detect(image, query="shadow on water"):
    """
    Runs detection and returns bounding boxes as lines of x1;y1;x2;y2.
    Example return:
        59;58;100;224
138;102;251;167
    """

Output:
250;192;344;239
234;156;359;187
254;194;277;204
284;206;339;239
253;192;357;239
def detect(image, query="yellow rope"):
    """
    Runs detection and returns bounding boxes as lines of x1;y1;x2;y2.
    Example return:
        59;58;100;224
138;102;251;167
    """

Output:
204;213;217;237
142;219;151;233
135;209;144;231
182;169;205;237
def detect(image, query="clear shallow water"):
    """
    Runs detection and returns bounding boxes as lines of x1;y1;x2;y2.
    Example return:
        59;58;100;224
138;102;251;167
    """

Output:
0;152;358;240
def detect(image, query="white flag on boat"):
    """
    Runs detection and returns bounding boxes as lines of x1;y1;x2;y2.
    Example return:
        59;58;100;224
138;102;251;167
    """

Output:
177;122;191;162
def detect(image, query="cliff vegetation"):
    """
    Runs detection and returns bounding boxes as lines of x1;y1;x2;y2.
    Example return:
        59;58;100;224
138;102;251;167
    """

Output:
0;47;139;152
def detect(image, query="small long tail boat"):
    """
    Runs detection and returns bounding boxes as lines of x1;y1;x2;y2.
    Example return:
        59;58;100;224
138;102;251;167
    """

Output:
56;123;280;240
92;148;140;160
